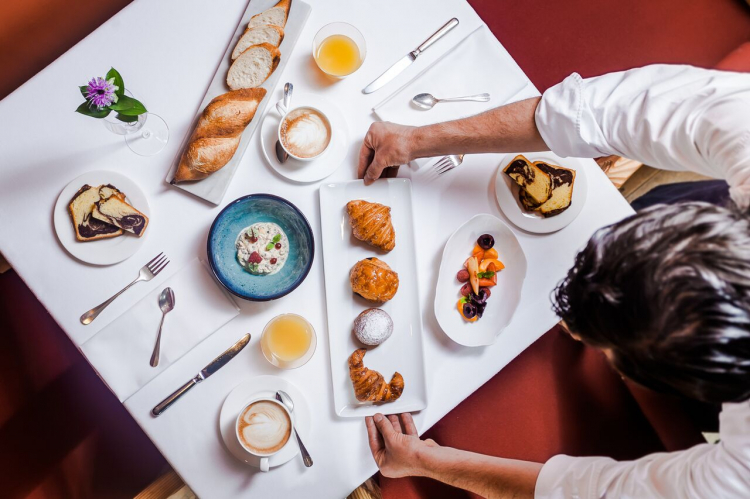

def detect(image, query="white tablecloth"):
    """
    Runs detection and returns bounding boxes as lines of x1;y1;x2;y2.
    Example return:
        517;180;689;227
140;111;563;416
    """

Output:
0;0;634;497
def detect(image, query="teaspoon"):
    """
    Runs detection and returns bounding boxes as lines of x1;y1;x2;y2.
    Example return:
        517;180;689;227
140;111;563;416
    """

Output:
276;390;313;467
150;287;175;367
412;92;490;109
275;82;293;163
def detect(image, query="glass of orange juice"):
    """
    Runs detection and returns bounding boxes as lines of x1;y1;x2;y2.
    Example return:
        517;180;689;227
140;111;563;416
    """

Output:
260;314;317;369
313;22;366;78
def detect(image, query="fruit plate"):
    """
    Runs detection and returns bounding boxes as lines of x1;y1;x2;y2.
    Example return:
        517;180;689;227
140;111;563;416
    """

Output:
319;179;427;417
494;152;588;234
165;0;312;205
434;214;527;347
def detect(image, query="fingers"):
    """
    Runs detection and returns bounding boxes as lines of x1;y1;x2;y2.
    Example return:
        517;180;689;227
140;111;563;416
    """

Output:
357;139;375;180
400;413;418;436
365;416;385;454
363;155;389;185
387;414;402;434
372;413;397;439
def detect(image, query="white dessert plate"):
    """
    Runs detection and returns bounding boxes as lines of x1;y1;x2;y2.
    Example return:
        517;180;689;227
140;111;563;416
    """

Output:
494;152;588;234
53;170;150;266
434;214;527;347
219;375;311;469
319;179;427;417
260;93;349;183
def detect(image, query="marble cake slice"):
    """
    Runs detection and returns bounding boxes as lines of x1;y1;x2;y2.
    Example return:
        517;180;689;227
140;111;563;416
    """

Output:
503;155;552;205
68;184;123;242
534;161;576;217
92;197;149;237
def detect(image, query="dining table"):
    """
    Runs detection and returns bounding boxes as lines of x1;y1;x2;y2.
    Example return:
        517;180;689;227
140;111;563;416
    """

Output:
0;0;635;497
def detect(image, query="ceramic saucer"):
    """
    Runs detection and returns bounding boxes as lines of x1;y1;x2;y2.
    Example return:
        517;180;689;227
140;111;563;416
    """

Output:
219;375;311;469
260;93;349;183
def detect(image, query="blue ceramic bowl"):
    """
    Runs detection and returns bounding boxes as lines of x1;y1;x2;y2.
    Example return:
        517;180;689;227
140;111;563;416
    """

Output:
207;194;314;301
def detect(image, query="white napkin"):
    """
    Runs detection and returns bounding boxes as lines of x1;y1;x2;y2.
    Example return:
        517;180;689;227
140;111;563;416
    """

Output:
373;25;529;169
81;258;239;402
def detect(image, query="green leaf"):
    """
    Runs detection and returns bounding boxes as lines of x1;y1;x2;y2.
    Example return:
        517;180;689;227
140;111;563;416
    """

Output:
477;271;495;279
106;67;125;97
109;94;147;116
272;234;281;243
75;101;111;119
115;113;139;123
265;243;274;251
79;85;89;99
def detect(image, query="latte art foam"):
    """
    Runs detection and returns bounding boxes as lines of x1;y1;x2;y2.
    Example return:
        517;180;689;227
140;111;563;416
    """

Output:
237;401;292;455
280;107;332;158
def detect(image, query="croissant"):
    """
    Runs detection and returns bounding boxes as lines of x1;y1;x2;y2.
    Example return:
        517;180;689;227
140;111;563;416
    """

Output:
348;348;404;403
350;258;399;302
172;88;267;183
346;200;396;251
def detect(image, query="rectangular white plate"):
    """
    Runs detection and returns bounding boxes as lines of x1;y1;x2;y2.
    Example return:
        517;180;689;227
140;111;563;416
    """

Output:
165;0;311;205
319;179;427;417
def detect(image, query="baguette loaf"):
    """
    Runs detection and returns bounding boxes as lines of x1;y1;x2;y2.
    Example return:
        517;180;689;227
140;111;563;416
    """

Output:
227;43;281;90
172;88;267;183
246;0;291;29
232;25;284;60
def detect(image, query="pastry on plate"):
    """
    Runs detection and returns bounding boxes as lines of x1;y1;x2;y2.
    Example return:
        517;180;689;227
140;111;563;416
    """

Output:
346;200;395;251
68;184;123;242
92;196;149;236
503;155;551;205
172;88;266;183
353;308;393;346
246;0;291;30
533;161;576;217
231;25;284;61
350;258;399;303
348;348;404;403
227;43;281;90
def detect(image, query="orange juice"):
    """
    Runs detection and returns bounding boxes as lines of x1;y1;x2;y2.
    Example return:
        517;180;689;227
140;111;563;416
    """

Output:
261;314;313;364
315;34;362;76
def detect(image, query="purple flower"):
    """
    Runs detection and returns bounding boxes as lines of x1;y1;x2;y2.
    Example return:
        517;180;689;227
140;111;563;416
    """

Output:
85;77;119;108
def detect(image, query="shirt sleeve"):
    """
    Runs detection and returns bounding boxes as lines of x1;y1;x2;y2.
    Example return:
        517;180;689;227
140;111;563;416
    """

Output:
534;402;750;499
534;64;750;209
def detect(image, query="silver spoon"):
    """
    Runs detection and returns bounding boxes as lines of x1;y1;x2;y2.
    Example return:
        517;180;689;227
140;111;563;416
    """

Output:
275;82;293;163
412;92;490;109
276;390;313;467
150;287;175;367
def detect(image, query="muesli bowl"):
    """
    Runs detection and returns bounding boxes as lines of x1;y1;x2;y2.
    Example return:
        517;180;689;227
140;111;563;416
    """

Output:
208;194;314;301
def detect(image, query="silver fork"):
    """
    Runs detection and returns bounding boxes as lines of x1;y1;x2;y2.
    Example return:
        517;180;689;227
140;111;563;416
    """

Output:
434;154;465;175
80;253;170;325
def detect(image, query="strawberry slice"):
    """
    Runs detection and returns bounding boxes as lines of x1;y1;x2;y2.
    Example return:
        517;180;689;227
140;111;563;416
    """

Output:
248;251;262;264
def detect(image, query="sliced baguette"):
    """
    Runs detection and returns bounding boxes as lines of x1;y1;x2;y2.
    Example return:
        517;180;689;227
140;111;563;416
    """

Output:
232;25;284;60
227;43;281;90
246;0;291;29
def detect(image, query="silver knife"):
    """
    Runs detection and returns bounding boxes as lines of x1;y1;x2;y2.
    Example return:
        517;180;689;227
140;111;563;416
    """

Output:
151;333;251;417
362;18;459;94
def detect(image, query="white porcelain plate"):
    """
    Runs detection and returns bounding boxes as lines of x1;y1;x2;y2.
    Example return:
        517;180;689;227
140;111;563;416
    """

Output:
219;375;311;469
319;179;427;417
53;170;150;265
434;214;527;347
260;93;349;183
495;152;588;234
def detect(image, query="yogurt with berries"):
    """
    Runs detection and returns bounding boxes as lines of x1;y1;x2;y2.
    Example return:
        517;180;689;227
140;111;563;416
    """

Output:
236;222;289;275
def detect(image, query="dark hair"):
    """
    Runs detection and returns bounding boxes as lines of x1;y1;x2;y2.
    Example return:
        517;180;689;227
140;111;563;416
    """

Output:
553;202;750;404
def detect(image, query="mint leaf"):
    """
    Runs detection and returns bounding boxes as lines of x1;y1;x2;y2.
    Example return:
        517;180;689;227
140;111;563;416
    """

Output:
265;243;274;251
75;102;111;118
106;67;125;97
272;234;281;243
109;95;147;115
477;271;495;279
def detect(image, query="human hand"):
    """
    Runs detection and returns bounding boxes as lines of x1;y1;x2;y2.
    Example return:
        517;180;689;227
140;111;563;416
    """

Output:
357;122;417;185
365;412;439;478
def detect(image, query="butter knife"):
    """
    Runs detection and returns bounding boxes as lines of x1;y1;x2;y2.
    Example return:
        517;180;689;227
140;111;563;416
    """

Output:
151;333;250;417
362;18;459;94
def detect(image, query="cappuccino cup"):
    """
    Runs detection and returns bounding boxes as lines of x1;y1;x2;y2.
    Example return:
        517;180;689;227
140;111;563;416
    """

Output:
236;398;293;472
276;102;332;161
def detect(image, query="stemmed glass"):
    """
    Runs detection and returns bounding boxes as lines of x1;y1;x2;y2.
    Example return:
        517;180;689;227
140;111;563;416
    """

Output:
102;90;169;156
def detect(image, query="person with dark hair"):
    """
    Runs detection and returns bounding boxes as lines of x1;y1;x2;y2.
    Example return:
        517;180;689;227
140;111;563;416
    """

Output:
359;65;750;498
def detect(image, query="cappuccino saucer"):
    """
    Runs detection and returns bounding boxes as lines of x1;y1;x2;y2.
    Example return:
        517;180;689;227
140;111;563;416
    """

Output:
260;93;349;183
219;375;312;470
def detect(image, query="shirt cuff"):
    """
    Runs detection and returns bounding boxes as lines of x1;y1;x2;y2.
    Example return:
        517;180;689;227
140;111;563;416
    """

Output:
534;454;578;499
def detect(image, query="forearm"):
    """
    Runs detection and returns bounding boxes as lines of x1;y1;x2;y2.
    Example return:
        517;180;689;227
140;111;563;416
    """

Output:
414;445;542;499
409;97;548;159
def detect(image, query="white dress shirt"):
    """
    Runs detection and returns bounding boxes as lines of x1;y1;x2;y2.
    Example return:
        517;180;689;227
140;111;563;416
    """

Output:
533;65;750;498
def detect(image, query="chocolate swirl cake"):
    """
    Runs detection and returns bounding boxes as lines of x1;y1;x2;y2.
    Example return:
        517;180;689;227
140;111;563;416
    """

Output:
68;184;123;242
92;197;149;236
